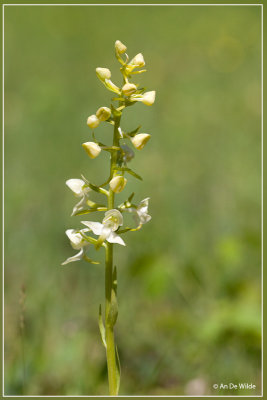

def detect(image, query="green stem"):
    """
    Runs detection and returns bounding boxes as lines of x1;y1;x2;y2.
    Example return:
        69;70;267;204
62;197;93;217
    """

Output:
105;113;121;396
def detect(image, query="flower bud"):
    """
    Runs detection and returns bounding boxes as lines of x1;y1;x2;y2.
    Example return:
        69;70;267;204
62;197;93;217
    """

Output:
87;114;100;129
96;67;111;80
115;40;127;54
109;176;127;193
96;106;111;121
122;83;137;96
130;53;145;67
82;141;101;159
141;91;156;106
131;133;151;150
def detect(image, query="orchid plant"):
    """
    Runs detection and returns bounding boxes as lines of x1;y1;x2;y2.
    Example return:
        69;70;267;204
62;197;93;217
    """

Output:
62;40;155;395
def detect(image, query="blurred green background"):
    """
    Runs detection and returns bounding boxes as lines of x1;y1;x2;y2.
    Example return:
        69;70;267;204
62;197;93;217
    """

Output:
4;5;261;396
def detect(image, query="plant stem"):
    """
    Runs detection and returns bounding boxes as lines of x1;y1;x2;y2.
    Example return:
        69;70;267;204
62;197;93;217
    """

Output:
105;113;121;395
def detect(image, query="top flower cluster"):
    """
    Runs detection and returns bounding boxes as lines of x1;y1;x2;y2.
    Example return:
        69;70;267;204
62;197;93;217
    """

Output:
87;40;156;131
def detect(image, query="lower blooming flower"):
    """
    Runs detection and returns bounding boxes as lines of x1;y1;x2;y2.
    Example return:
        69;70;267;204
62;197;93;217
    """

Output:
130;198;151;226
82;209;125;247
62;228;89;265
66;178;91;216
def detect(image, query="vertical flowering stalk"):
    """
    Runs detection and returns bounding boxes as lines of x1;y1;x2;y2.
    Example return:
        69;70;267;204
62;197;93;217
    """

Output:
62;40;155;395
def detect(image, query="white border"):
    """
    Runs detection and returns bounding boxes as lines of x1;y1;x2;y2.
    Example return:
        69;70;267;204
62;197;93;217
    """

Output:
2;2;263;398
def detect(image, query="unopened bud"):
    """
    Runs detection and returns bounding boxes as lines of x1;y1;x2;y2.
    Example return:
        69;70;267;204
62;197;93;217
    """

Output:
96;67;111;80
115;40;127;54
131;133;151;150
96;106;111;121
141;91;156;106
109;176;127;193
87;115;100;129
122;83;137;96
82;142;101;159
130;53;145;67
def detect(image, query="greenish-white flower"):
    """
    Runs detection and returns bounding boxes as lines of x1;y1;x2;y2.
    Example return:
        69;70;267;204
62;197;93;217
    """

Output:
96;106;111;121
82;141;101;159
130;198;151;225
87;114;100;129
131;133;151;150
82;209;125;246
62;228;89;265
109;176;127;193
66;178;91;216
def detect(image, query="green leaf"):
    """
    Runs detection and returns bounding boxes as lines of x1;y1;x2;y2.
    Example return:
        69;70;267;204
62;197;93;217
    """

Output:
115;345;121;395
127;125;141;137
128;192;135;203
115;167;142;181
98;305;107;348
81;175;109;196
107;288;118;328
74;208;107;216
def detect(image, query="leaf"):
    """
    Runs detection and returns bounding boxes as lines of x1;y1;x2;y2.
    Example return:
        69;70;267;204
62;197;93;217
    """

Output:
74;208;107;216
127;125;141;137
115;344;121;395
98;305;107;348
115;167;142;181
107;288;118;328
128;192;135;203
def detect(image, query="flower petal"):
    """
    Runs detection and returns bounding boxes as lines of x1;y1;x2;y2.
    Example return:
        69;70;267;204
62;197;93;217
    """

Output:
66;179;86;196
107;231;126;246
81;221;103;235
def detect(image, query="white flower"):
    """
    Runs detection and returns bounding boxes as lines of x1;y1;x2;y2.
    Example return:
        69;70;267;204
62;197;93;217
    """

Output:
82;209;125;246
131;133;151;150
82;142;101;159
130;91;156;106
66;179;91;216
87;114;100;129
109;176;127;193
62;228;89;265
122;83;137;96
96;106;111;121
115;40;127;54
96;67;111;80
130;198;151;225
